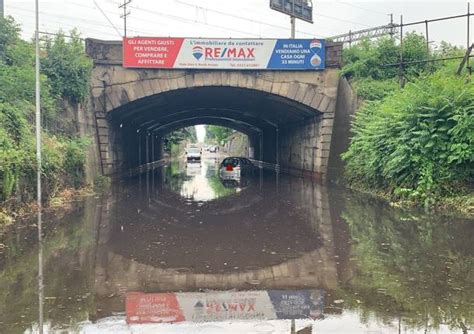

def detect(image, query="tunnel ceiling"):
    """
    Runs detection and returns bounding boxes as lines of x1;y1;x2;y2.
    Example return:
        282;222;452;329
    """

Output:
109;86;320;135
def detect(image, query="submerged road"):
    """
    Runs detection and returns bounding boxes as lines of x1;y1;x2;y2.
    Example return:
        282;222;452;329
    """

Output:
0;158;473;333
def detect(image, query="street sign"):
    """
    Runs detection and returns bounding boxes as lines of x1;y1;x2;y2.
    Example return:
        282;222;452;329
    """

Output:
270;0;313;23
123;37;325;70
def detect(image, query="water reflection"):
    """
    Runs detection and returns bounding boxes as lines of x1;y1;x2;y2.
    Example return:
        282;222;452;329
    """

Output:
337;194;474;332
0;160;472;333
163;159;237;201
37;209;44;334
125;290;324;323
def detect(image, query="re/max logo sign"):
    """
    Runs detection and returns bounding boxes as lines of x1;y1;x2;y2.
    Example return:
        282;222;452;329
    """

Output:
193;47;255;59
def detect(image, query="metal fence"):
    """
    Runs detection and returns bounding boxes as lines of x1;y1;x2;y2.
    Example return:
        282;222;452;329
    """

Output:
329;4;473;84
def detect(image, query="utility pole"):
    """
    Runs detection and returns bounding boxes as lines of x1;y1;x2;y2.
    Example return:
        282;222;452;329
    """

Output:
399;15;405;88
290;0;295;38
0;0;4;18
291;16;295;38
270;0;313;39
467;2;471;71
119;0;132;37
389;13;394;38
34;0;44;333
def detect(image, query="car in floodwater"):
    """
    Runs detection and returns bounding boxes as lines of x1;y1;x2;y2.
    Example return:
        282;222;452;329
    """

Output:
220;177;251;189
208;145;218;153
219;157;256;181
185;144;202;161
185;161;201;176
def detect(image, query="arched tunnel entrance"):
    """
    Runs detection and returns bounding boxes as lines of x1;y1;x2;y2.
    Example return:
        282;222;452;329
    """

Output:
86;39;342;181
109;86;319;169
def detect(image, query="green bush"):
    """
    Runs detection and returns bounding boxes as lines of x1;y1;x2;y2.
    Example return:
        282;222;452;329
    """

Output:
163;127;197;152
0;16;21;64
341;33;429;81
94;175;111;191
351;79;399;101
0;17;92;208
63;137;90;188
0;102;34;201
342;73;474;205
41;30;92;103
206;125;233;144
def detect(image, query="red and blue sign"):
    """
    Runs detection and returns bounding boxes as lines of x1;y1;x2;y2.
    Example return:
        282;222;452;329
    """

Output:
126;290;325;324
123;37;326;70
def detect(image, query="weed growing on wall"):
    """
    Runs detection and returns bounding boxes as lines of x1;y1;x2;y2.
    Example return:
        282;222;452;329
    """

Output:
0;16;92;210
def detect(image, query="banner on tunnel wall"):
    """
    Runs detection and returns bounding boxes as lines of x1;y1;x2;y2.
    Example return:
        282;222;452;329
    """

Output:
126;290;325;324
123;37;326;70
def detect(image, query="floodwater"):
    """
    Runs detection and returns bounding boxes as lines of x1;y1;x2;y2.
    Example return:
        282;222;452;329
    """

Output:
0;158;473;334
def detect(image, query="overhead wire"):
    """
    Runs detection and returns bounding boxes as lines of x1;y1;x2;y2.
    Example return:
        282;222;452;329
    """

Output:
175;0;370;30
8;5;122;30
173;0;331;36
7;4;171;38
92;0;122;37
129;4;262;37
69;0;269;37
7;7;121;38
9;0;376;40
315;13;370;27
338;1;389;17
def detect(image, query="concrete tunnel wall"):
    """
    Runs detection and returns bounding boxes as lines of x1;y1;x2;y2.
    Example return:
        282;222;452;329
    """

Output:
85;39;343;181
116;122;270;167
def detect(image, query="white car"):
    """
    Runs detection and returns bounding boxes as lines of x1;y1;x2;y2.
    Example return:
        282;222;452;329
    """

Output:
186;144;202;161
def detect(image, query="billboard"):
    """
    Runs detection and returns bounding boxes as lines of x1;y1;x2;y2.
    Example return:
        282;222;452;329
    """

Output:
126;290;325;324
123;37;325;70
270;0;313;23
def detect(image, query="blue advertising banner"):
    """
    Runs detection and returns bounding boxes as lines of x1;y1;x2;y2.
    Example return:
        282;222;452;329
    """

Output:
268;289;325;319
267;39;325;70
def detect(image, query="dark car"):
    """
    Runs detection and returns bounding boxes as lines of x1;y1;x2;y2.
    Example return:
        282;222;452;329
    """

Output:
219;157;256;180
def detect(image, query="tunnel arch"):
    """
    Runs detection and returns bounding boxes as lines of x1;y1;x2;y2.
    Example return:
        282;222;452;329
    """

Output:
93;71;336;116
87;39;342;179
106;86;325;131
154;117;262;137
104;85;331;170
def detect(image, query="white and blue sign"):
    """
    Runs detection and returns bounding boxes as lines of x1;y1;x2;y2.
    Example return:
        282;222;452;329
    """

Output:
268;290;325;319
267;39;325;70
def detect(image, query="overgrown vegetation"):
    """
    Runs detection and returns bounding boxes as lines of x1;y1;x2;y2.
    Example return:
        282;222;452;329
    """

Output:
205;125;233;144
0;17;92;215
341;33;473;211
163;126;197;154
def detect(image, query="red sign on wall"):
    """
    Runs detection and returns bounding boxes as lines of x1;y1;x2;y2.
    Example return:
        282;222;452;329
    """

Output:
126;292;185;324
123;37;184;68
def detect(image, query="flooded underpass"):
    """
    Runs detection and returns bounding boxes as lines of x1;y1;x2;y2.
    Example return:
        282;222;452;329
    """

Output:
0;158;473;333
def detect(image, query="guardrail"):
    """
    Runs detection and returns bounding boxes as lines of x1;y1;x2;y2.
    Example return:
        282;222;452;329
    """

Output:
116;158;282;179
113;159;168;179
249;159;280;173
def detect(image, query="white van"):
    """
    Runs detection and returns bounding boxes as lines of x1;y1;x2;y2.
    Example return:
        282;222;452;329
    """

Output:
186;144;202;161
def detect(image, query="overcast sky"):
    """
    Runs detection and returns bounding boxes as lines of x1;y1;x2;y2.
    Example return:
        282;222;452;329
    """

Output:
4;0;473;48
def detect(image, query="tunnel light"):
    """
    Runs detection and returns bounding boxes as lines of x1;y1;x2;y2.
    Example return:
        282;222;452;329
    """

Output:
136;129;140;133
120;123;123;128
